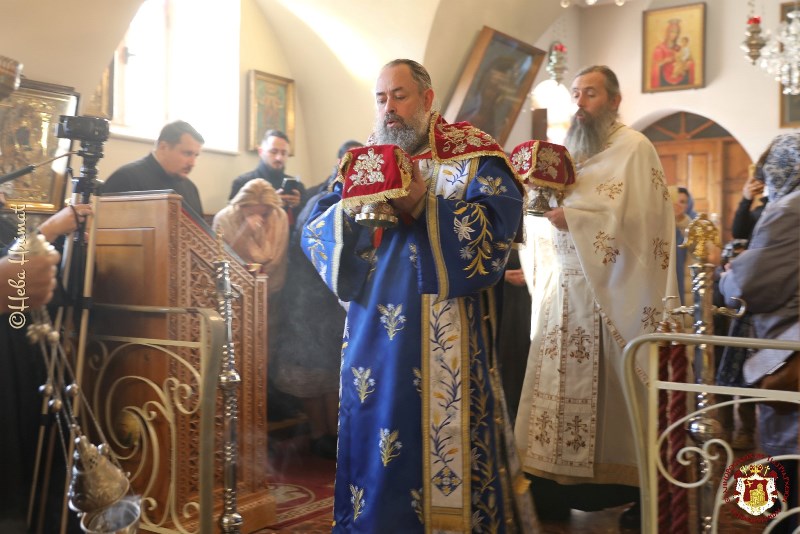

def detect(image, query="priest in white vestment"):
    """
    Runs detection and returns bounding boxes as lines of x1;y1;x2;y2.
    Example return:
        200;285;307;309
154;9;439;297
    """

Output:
515;65;677;526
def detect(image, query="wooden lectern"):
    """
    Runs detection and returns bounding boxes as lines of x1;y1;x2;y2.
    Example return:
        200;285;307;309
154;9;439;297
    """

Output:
89;192;275;532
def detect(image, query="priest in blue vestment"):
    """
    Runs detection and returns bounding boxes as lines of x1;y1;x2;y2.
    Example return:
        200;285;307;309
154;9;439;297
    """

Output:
300;58;539;533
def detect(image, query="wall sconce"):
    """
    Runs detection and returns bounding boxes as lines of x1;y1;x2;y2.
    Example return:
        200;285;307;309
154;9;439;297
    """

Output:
531;42;574;144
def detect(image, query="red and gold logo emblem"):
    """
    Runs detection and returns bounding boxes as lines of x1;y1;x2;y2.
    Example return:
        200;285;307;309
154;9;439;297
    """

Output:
723;453;791;524
734;463;778;516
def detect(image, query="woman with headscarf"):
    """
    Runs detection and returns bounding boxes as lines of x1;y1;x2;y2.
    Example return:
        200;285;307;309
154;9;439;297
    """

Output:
213;178;289;293
719;132;800;533
671;185;695;307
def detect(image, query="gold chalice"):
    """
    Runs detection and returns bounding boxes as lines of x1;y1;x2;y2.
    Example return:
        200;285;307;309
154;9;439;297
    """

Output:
355;201;398;227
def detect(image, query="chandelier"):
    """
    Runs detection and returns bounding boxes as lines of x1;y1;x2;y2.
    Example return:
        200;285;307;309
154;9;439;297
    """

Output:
742;1;800;95
560;0;626;7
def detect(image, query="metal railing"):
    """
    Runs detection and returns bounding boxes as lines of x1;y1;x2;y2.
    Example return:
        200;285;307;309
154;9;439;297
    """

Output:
622;332;800;533
89;303;225;534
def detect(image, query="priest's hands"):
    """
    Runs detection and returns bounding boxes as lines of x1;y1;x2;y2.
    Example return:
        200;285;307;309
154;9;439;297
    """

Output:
389;161;427;219
544;207;569;231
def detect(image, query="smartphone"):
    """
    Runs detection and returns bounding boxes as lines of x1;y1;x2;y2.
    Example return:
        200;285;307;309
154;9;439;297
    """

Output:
281;177;301;194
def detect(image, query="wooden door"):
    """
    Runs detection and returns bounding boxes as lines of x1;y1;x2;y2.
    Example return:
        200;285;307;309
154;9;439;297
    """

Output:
655;139;722;219
654;139;751;243
643;112;752;244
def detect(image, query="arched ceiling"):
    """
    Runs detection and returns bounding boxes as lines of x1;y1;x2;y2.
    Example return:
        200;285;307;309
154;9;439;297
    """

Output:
254;0;564;174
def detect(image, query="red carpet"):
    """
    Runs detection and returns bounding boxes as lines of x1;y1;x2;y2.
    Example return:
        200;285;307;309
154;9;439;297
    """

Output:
261;436;336;532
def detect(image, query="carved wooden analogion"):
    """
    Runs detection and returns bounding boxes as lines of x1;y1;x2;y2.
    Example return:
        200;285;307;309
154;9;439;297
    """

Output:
89;193;274;532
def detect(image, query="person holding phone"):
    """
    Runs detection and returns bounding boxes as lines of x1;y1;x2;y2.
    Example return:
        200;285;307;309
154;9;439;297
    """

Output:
229;129;305;225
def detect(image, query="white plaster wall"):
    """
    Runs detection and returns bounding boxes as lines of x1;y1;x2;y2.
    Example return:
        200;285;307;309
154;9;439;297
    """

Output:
574;0;788;160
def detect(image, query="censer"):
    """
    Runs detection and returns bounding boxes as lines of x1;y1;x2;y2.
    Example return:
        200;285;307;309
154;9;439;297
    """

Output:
509;140;576;216
13;232;141;534
338;144;413;228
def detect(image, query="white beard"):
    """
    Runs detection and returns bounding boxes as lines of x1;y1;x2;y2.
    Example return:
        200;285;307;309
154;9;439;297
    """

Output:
374;108;430;154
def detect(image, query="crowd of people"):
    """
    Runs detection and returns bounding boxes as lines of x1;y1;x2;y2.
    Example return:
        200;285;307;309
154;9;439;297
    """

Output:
1;55;798;533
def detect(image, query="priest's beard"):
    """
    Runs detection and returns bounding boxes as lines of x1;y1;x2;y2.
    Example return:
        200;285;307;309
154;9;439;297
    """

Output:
564;105;619;163
374;107;430;154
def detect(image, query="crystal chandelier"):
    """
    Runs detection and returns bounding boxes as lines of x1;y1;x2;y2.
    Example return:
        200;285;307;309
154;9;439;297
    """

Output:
743;1;800;95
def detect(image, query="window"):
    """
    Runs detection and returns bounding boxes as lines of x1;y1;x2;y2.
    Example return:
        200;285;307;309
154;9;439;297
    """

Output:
112;0;239;151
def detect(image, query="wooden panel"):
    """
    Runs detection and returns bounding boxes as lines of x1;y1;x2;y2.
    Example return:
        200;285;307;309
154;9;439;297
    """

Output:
654;139;725;238
658;154;681;186
721;141;752;243
687;151;711;214
91;193;274;532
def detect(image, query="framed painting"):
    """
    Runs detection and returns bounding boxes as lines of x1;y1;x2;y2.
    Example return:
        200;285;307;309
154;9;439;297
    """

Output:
248;70;295;152
444;26;545;147
642;3;706;93
780;2;800;127
0;78;78;213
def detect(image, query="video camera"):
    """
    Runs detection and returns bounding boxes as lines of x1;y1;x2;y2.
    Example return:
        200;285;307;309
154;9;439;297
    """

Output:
56;115;110;144
56;115;110;197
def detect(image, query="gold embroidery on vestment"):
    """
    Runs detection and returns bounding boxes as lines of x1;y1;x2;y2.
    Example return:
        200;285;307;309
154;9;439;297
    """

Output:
533;411;555;446
565;415;589;452
593;231;620;264
650;167;670;201
410;488;424;523
351;366;375;403
307;218;328;274
436;121;495;155
476;175;508;196
641;306;659;331
568;326;591;363
350;484;365;522
453;201;494;278
652;236;671;270
595;179;623;200
378;428;402;466
378;303;406;340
